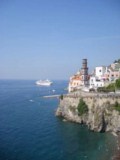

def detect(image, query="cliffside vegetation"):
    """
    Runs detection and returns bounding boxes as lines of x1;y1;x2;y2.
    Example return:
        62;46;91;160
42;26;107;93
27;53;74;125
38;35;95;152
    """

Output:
116;79;120;89
114;101;120;112
77;98;88;116
60;94;63;100
114;59;120;63
97;78;120;92
97;86;115;92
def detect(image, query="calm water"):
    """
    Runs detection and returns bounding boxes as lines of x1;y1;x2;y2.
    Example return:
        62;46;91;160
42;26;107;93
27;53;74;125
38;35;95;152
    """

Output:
0;80;117;160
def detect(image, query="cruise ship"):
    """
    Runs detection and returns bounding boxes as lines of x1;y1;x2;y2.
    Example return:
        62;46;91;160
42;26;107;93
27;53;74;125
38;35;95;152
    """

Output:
35;79;53;86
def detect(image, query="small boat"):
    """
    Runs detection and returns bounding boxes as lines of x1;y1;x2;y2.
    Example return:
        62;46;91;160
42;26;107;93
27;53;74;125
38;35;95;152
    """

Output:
35;79;53;86
52;89;55;92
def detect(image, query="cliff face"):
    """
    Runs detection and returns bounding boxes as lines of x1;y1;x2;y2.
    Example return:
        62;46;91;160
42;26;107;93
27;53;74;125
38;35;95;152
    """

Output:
56;94;120;133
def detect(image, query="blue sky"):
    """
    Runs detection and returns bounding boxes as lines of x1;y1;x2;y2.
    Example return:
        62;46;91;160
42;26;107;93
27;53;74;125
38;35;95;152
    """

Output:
0;0;120;80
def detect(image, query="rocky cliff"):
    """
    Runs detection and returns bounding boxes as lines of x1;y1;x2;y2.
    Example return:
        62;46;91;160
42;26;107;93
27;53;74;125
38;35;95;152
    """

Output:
56;92;120;133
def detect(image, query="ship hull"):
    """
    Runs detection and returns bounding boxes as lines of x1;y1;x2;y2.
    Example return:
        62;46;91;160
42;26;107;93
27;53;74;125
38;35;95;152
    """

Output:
35;80;52;86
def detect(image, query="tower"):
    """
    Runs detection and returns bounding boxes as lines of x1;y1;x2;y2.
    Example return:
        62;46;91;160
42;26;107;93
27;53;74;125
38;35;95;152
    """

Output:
81;59;89;86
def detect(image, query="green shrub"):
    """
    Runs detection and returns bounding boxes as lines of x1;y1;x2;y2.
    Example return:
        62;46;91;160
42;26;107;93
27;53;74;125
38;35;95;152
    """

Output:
97;86;115;92
114;101;120;112
97;87;108;92
116;79;120;89
106;83;115;91
97;79;120;92
60;94;63;100
77;98;88;116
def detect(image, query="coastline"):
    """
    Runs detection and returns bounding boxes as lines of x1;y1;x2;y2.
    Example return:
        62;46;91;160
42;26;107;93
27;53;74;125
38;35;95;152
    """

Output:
56;91;120;159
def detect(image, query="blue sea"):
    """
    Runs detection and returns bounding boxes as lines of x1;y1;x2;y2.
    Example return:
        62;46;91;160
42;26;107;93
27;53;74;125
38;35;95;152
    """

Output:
0;80;117;160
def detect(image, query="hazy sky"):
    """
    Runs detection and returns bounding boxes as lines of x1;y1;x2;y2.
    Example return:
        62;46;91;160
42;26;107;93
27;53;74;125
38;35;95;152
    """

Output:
0;0;120;80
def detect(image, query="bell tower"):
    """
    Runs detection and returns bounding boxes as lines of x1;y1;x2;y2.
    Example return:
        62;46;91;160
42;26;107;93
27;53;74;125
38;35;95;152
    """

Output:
81;59;89;86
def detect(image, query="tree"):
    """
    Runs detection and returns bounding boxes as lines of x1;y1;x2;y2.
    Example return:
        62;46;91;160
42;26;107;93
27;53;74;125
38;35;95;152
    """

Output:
114;59;120;63
60;94;63;100
114;101;120;112
116;79;120;89
114;60;117;63
77;98;88;116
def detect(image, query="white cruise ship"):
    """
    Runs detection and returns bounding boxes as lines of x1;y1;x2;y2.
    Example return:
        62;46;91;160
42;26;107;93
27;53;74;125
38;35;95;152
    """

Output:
35;79;53;86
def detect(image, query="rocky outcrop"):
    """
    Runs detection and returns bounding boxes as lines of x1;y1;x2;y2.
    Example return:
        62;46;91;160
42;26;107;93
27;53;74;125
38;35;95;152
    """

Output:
56;93;120;133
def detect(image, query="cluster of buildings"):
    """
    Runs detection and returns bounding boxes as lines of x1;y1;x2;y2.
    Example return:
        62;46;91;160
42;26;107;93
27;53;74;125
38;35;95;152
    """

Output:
68;59;120;92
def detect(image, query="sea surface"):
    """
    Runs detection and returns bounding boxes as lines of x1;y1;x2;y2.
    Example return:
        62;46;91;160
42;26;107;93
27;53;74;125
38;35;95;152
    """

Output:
0;80;117;160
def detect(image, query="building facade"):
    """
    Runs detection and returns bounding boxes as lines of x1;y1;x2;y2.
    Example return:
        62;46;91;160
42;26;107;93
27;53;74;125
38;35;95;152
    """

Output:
89;76;105;89
90;62;120;89
95;66;106;80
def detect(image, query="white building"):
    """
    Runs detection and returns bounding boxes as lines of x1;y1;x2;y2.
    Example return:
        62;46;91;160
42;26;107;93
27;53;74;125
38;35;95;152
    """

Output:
89;76;105;89
95;66;106;80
